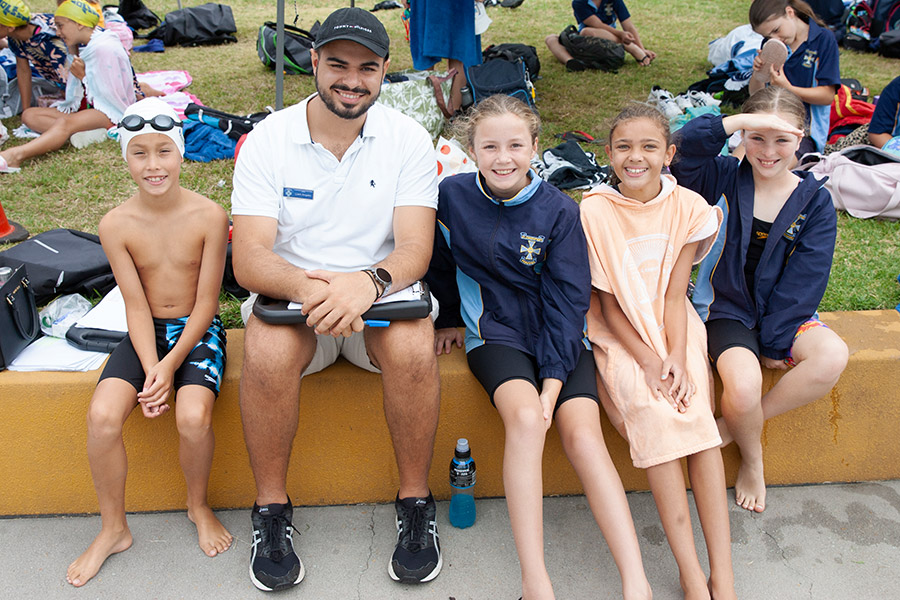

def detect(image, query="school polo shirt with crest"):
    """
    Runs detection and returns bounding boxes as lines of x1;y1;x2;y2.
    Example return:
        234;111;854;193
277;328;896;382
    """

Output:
869;76;900;138
572;0;630;30
779;20;840;151
230;95;438;272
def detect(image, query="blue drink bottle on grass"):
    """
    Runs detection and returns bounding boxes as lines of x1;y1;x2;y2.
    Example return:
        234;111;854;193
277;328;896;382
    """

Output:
449;438;476;528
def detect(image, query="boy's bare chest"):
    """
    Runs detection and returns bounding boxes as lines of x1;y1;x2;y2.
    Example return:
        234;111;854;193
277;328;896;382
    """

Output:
128;225;204;273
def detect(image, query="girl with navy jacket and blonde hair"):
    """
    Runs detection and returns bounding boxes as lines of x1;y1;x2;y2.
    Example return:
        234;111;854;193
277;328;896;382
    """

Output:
671;86;848;514
427;94;650;600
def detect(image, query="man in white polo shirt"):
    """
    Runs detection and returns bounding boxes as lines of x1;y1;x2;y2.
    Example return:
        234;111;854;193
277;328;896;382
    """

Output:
230;7;441;592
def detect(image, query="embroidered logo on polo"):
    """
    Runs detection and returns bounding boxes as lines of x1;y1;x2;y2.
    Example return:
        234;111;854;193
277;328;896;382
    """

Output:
801;50;817;69
783;213;806;241
283;187;314;200
519;232;546;266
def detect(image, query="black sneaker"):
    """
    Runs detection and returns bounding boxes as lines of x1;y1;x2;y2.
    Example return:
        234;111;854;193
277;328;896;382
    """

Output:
389;493;442;583
249;500;305;591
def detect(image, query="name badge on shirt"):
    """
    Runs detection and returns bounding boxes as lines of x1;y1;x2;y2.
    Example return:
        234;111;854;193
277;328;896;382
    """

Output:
283;187;314;200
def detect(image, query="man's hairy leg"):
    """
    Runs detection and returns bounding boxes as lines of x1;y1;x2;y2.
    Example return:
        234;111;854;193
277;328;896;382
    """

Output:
241;316;317;505
367;319;440;499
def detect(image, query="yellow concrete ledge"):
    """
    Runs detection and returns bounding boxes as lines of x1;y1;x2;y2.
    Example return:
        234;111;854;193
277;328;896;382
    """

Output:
0;310;898;516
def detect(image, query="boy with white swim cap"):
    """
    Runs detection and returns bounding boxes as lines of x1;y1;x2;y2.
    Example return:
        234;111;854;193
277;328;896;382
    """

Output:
66;97;232;588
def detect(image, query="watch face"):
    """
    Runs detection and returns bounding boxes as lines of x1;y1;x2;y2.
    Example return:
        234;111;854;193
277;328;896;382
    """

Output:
375;267;392;283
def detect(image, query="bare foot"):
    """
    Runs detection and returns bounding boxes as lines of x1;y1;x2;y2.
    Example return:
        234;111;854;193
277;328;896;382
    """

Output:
682;581;710;600
734;457;766;513
188;505;233;557
66;527;133;587
709;574;738;600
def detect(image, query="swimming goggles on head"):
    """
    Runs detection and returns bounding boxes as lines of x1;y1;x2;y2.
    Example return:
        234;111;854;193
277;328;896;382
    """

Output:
118;114;183;132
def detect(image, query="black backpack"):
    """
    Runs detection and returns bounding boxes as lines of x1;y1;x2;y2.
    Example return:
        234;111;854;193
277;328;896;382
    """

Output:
148;3;237;47
114;0;159;31
558;25;625;72
0;229;115;305
482;43;541;79
877;27;900;56
257;22;315;75
466;58;536;110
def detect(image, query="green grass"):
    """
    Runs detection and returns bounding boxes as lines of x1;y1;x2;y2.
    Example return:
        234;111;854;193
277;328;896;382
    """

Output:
2;0;898;325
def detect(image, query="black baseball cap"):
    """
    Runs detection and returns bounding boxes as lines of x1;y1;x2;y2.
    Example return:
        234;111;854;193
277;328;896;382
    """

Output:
314;7;390;58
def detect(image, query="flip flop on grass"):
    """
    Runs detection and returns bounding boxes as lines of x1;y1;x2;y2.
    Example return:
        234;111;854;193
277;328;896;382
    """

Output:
0;155;21;174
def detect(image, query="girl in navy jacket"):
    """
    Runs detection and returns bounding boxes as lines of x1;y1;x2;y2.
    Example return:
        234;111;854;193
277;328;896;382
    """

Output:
426;95;650;600
672;86;848;514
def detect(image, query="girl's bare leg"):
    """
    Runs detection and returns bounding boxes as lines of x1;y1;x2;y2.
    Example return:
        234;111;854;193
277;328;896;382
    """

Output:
0;108;111;168
556;398;652;600
495;379;555;600
646;460;710;600
686;448;736;600
715;347;766;512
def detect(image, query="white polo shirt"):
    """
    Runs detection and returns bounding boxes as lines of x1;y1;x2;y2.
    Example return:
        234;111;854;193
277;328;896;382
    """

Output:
231;95;438;271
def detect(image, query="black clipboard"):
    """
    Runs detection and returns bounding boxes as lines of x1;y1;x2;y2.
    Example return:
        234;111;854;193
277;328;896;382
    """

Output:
252;281;433;325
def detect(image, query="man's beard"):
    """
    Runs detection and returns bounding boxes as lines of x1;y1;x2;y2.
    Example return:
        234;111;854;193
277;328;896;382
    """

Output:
315;80;380;120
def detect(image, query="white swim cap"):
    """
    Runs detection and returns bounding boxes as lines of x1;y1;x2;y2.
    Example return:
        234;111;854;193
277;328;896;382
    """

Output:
117;98;185;161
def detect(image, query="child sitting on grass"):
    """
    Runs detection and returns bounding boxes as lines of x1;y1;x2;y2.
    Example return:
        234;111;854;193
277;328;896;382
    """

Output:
66;98;231;587
0;0;70;112
0;0;141;173
545;0;656;71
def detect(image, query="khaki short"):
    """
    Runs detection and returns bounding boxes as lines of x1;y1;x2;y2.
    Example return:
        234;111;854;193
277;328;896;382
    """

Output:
241;292;439;377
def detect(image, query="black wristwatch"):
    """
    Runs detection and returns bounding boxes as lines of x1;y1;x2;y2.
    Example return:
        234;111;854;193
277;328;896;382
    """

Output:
363;267;392;298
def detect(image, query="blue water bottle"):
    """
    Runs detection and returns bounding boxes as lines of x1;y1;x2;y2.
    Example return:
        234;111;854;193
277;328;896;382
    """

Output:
449;438;476;528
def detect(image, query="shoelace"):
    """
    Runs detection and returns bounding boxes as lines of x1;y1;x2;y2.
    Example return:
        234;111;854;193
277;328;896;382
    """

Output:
400;503;428;552
259;512;295;561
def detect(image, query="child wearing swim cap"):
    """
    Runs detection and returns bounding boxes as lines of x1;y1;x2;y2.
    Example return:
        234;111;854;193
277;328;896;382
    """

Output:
0;0;141;173
66;97;232;588
0;0;71;115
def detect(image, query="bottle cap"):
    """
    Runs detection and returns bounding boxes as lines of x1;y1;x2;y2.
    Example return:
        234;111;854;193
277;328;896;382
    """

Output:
456;438;469;453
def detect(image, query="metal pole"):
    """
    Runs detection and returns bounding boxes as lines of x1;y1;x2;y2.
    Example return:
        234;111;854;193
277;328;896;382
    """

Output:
275;0;285;110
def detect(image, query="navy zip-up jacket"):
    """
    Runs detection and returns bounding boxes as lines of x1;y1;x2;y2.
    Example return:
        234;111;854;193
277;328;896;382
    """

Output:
426;172;591;381
671;114;836;360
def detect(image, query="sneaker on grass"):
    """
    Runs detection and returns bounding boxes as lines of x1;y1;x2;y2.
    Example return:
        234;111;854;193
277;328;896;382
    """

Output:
647;86;682;120
250;500;305;591
389;494;442;583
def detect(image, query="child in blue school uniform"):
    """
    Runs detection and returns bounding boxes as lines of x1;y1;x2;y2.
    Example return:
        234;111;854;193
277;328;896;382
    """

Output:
868;76;900;152
426;94;651;600
671;86;848;515
545;0;656;71
748;0;841;153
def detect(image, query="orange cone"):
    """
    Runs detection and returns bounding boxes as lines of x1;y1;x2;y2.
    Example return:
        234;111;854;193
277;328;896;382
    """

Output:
0;200;29;244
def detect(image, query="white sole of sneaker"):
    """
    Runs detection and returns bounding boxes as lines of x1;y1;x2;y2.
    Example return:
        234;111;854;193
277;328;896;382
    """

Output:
388;552;443;583
249;560;305;592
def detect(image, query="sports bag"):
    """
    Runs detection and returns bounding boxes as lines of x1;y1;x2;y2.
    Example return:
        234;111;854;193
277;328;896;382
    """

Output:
377;70;456;139
800;145;900;219
0;265;41;371
184;103;273;141
0;229;116;305
871;0;900;37
558;25;624;72
877;28;900;56
148;3;237;47
482;43;541;79
257;22;315;75
115;0;160;31
466;59;536;110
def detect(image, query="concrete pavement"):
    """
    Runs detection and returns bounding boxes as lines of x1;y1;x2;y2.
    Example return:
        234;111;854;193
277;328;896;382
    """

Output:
2;481;899;599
